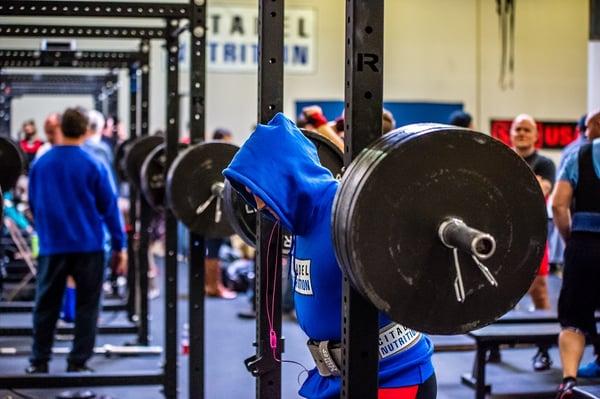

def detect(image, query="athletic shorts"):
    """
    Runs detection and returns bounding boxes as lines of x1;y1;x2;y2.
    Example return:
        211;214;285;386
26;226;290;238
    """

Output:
378;373;436;399
537;243;549;276
558;232;600;335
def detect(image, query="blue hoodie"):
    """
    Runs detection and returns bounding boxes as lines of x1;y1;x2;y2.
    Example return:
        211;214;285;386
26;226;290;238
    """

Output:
224;113;433;399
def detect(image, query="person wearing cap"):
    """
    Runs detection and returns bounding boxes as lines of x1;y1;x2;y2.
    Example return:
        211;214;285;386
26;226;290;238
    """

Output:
552;109;600;397
298;106;345;151
224;113;436;399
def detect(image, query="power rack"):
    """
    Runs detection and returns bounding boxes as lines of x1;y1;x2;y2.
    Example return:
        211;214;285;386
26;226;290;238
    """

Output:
0;2;206;398
0;48;147;342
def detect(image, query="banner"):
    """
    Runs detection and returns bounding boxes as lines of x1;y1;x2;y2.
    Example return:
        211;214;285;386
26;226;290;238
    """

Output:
197;5;316;74
490;119;578;149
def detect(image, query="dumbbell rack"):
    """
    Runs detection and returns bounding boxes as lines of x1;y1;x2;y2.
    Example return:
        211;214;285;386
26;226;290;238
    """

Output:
0;49;146;340
0;2;205;398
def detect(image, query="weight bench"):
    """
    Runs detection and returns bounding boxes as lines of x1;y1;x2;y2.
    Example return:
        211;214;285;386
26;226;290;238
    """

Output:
461;323;562;399
461;321;600;399
575;386;600;398
496;309;600;325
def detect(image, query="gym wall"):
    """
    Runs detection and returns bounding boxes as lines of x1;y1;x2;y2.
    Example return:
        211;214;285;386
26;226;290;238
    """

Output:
1;0;588;165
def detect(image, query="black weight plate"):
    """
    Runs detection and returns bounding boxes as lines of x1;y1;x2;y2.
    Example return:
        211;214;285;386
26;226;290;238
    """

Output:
300;129;344;179
124;135;163;190
166;142;239;237
140;143;188;211
334;131;415;290
333;124;547;335
223;130;344;247
0;136;24;191
114;137;135;182
223;179;257;246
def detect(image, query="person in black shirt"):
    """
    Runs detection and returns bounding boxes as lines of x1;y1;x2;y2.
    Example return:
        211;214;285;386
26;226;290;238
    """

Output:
510;114;556;371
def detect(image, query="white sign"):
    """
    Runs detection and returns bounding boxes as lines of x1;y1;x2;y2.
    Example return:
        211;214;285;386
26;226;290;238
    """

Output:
202;5;316;74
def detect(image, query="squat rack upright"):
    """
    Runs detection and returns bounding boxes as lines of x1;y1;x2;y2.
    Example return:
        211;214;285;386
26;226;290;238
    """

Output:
0;2;204;398
247;1;384;398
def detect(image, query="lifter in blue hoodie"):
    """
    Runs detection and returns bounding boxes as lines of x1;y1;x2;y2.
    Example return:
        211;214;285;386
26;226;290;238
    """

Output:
27;108;126;373
224;113;436;399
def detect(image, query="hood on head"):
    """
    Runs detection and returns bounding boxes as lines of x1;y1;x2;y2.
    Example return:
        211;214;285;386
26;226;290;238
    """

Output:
223;113;337;235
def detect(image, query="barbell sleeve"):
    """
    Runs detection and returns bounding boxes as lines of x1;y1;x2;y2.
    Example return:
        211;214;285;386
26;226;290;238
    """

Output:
438;218;497;260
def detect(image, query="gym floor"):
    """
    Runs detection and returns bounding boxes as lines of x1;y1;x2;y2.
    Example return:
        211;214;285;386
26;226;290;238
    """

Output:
0;259;598;399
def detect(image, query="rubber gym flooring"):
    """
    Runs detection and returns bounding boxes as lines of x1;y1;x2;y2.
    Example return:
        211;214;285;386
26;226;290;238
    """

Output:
1;258;599;399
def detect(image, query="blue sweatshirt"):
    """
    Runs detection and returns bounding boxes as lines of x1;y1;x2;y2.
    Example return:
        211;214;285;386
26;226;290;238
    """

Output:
29;145;125;256
224;113;434;399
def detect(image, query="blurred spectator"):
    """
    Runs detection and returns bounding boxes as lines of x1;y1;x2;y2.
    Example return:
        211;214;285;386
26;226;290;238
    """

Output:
212;128;233;142
205;128;237;299
510;113;555;371
19;119;43;170
82;110;117;190
36;113;63;160
549;114;588;271
448;110;474;129
552;109;600;395
382;109;397;134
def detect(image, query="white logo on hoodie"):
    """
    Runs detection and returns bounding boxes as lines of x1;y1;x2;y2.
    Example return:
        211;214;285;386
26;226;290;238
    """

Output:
293;259;313;295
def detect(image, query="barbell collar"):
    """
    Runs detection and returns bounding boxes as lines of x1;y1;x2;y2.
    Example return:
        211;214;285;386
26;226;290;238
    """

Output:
438;218;496;260
211;181;225;196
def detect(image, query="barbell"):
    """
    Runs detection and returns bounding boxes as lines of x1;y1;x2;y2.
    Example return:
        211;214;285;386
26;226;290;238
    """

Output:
115;123;544;335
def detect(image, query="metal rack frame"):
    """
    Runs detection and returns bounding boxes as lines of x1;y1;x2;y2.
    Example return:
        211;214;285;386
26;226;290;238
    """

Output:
0;49;146;341
0;73;119;137
0;3;204;397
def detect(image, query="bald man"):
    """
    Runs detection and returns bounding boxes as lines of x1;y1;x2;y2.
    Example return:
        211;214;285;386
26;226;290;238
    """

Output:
35;113;63;160
552;110;600;397
510;114;556;371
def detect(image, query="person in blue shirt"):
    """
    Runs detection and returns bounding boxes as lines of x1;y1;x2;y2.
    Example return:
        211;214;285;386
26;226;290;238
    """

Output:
224;113;435;399
547;114;588;286
26;108;127;374
552;109;600;398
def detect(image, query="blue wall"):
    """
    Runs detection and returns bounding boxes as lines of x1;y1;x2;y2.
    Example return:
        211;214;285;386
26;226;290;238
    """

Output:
295;100;463;127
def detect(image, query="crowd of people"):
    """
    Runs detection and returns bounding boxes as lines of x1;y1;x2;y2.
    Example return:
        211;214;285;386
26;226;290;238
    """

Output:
2;104;598;399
